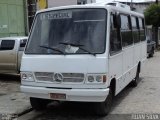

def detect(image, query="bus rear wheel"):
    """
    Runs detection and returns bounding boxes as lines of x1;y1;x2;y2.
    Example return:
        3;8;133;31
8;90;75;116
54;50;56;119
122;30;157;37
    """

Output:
30;97;50;110
130;67;140;87
149;47;154;57
94;89;113;116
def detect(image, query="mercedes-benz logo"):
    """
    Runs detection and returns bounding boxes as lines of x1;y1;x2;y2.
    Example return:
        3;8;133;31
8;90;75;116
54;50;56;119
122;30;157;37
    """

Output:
54;73;63;82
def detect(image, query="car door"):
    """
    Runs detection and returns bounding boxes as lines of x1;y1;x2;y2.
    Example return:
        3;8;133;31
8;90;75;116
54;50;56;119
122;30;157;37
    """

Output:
0;39;17;73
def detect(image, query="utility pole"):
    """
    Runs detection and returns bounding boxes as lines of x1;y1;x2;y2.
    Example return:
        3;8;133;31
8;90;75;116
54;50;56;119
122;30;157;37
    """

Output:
130;0;133;10
154;0;159;48
27;0;37;31
156;0;158;4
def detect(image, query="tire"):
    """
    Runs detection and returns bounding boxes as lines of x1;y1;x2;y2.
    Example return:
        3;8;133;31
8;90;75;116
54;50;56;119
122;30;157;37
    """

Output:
30;97;50;110
149;48;154;57
130;67;140;87
94;89;113;116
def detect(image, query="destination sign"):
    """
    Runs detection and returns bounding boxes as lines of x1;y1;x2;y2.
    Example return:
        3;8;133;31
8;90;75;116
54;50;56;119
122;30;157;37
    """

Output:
40;11;72;20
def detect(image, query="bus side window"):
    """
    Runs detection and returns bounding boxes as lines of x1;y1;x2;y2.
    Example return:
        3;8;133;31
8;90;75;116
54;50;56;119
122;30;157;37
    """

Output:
110;14;122;56
131;16;140;43
139;18;146;41
120;14;133;47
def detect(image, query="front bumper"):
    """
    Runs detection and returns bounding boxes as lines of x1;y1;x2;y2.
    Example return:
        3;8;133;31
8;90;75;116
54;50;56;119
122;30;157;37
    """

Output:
21;85;109;102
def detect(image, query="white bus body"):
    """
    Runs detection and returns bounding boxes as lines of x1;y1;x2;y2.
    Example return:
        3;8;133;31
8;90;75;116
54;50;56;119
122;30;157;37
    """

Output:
20;2;147;115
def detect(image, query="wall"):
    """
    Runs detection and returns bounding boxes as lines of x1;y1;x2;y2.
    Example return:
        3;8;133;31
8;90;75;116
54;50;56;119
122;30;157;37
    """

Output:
122;2;152;14
47;0;96;8
132;3;151;14
0;0;25;37
47;0;77;8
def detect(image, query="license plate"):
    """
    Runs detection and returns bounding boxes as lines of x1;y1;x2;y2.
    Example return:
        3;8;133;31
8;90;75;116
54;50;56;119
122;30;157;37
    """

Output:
50;93;66;100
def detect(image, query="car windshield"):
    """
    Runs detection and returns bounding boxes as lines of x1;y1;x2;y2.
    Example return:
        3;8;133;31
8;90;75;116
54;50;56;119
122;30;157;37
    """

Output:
25;8;107;55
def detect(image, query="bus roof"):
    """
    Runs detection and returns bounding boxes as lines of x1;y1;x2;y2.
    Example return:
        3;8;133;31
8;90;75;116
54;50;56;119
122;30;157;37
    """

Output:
36;2;143;18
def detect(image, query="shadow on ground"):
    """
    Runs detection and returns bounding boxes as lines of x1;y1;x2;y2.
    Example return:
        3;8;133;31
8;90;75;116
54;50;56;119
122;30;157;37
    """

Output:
0;73;20;82
28;78;143;120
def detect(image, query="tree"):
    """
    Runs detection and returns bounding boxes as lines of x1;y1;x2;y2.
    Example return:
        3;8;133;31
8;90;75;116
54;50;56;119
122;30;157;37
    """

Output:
144;4;160;47
144;4;160;26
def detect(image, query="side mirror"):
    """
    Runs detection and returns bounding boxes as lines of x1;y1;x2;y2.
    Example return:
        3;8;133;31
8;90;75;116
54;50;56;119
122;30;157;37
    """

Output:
20;39;27;47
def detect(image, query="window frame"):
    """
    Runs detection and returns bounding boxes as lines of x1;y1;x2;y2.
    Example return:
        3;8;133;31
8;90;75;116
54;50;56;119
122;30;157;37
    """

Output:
109;12;122;56
138;17;146;41
120;14;133;48
25;8;108;55
131;16;140;44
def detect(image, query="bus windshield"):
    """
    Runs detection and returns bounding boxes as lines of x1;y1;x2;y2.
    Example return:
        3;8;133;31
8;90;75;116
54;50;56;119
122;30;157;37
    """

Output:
25;9;107;55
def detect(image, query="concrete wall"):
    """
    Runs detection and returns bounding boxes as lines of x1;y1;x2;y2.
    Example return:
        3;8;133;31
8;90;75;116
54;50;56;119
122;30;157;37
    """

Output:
121;2;152;14
132;3;151;14
47;0;96;8
48;0;77;8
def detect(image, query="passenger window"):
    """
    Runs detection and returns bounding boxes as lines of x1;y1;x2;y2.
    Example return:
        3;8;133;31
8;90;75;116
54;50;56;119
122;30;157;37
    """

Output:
110;14;122;55
19;39;27;51
131;16;140;43
139;18;145;41
120;14;133;47
0;40;15;50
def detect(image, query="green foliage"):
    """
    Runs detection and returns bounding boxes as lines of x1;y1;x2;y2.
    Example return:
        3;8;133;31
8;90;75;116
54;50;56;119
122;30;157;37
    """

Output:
144;4;160;27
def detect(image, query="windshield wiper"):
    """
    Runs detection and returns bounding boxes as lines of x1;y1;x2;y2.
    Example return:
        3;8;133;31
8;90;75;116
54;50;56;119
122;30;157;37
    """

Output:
59;42;84;47
59;42;96;56
39;45;65;55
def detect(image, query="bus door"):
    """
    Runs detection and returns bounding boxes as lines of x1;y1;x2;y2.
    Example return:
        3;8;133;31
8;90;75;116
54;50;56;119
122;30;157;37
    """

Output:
120;14;134;86
109;13;123;95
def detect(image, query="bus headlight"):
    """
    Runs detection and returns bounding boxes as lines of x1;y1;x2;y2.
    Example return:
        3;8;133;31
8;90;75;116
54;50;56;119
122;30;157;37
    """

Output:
86;74;107;84
88;76;94;82
96;75;103;82
21;72;34;81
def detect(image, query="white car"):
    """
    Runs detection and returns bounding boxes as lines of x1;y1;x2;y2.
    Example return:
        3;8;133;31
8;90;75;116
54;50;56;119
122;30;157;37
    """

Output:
0;36;28;73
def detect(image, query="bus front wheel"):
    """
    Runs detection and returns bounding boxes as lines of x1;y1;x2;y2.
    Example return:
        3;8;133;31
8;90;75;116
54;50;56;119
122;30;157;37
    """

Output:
30;97;50;110
94;89;113;116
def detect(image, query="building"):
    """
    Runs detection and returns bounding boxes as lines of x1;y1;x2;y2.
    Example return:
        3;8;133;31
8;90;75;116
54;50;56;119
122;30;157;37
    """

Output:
32;0;160;40
37;0;157;13
38;0;96;8
118;1;155;14
0;0;27;37
115;0;160;44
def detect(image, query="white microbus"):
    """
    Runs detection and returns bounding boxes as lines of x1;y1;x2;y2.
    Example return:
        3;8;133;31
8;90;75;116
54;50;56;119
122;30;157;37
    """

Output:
21;2;147;116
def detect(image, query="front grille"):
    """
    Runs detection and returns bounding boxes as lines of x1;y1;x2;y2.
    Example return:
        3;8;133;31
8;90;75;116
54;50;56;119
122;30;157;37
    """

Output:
62;73;84;78
35;72;54;82
62;73;84;83
34;72;84;83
